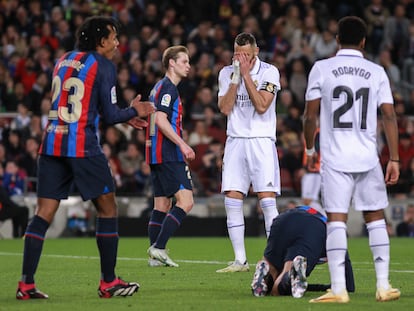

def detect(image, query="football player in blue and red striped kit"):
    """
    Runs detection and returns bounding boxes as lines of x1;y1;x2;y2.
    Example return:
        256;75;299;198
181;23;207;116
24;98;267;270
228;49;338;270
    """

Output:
146;45;195;267
16;16;155;300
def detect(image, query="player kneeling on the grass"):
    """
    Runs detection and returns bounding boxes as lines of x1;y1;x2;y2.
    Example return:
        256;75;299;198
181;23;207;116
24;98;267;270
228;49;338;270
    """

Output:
16;16;154;300
251;206;355;298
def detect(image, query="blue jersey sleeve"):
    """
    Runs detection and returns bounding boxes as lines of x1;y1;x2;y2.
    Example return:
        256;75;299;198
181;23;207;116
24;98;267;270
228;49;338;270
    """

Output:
155;80;178;118
96;54;137;124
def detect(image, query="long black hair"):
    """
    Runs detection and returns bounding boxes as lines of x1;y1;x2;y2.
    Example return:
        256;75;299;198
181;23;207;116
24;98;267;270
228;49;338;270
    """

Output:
75;16;120;51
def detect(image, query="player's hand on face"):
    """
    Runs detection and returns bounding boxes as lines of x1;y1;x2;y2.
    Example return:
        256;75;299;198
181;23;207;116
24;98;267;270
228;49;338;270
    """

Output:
130;94;156;118
238;52;253;76
127;117;148;129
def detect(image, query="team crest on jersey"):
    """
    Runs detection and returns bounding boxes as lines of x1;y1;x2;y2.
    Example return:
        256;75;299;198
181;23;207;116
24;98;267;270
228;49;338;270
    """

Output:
161;94;171;107
110;86;117;104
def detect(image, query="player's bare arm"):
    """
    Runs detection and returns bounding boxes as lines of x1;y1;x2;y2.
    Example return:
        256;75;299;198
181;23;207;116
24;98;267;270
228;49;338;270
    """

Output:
155;111;195;161
380;103;400;185
218;85;238;116
303;99;320;169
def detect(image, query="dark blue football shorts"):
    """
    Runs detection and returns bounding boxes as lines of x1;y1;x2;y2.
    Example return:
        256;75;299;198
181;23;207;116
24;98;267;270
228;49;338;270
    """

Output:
150;162;193;198
264;208;326;276
37;154;115;201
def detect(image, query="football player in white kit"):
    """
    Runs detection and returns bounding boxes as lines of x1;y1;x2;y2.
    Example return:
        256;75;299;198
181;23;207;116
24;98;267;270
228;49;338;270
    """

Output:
216;32;281;273
303;16;400;303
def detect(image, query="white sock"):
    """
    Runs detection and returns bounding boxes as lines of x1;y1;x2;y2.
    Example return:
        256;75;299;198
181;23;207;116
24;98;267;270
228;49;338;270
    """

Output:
259;197;279;237
225;197;246;263
366;219;390;290
326;221;347;294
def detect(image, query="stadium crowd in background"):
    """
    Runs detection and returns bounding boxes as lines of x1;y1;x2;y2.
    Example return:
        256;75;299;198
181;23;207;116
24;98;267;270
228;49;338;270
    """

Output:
1;0;414;204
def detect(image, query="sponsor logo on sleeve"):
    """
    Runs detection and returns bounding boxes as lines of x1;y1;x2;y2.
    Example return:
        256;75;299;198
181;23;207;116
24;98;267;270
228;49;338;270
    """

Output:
111;86;117;104
161;94;171;107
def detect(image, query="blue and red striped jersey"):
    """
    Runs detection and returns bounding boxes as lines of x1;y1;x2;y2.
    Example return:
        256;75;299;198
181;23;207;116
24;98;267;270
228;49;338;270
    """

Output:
145;77;184;164
40;51;137;158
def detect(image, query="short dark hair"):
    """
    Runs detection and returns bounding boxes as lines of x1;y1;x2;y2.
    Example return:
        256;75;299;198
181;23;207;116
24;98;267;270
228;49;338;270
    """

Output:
76;16;120;51
234;32;257;47
162;45;189;69
337;16;367;46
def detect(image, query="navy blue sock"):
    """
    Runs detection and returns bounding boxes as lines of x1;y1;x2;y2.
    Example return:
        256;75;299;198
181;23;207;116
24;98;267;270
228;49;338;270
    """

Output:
96;217;118;283
22;215;50;284
148;210;167;246
155;206;186;249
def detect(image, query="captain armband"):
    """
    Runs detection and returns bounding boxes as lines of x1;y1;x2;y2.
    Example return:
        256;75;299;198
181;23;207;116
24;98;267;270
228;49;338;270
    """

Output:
259;82;277;95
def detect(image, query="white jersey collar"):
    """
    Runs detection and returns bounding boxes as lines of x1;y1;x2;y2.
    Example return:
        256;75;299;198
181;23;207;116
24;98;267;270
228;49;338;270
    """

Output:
251;56;261;74
336;49;363;58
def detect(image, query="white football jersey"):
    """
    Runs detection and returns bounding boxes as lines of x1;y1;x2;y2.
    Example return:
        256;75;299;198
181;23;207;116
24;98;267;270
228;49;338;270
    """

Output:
218;57;280;140
305;49;393;172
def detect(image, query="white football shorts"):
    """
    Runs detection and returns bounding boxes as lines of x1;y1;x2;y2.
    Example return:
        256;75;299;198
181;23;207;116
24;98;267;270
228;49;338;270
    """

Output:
221;137;280;195
321;162;389;213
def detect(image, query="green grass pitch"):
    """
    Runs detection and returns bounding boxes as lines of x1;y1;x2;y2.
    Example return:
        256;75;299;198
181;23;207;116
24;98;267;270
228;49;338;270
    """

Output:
0;237;412;311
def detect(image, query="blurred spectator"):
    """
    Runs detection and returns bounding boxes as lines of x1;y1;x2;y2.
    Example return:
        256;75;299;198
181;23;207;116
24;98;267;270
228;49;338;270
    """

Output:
25;71;49;116
101;126;127;155
0;142;7;168
381;132;414;173
199;139;224;196
377;49;403;95
283;104;303;135
0;184;29;238
117;7;139;38
288;14;321;63
255;1;275;40
35;44;54;75
188;120;213;147
134;161;151;196
118;142;144;193
392;156;414;197
14;55;37;95
283;3;302;44
10;102;30;131
3;80;25;112
2;160;27;199
364;0;390;57
123;36;142;65
265;17;291;62
314;21;337;60
3;129;24;162
279;138;303;195
102;143;123;190
21;115;42;142
39;21;59;51
396;204;414;237
116;65;133;108
191;86;216;117
286;56;310;108
381;3;410;67
276;88;295;115
18;136;39;182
